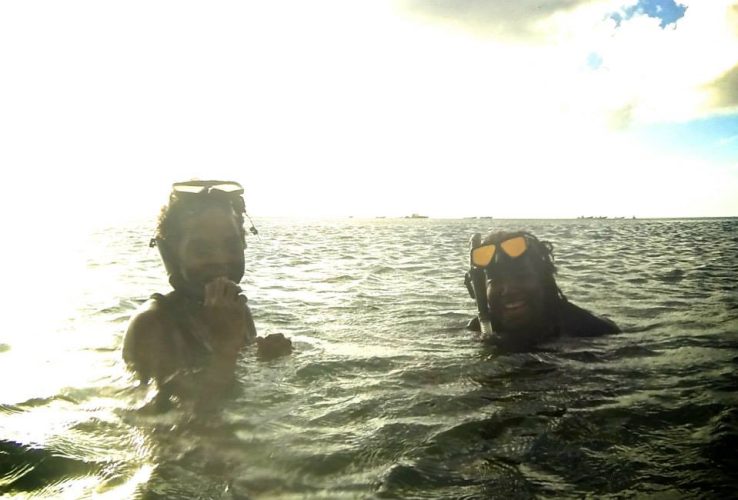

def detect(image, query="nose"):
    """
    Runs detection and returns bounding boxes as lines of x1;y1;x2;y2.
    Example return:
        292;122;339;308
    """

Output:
487;279;515;303
207;245;238;265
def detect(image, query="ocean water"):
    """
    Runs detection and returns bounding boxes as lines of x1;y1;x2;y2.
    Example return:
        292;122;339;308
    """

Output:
1;217;737;499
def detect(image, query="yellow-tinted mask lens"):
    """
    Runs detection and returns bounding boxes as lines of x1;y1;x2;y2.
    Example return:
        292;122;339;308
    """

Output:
472;244;496;267
500;236;527;258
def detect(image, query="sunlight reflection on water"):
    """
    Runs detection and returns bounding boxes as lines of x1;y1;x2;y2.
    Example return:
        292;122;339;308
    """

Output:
1;217;737;498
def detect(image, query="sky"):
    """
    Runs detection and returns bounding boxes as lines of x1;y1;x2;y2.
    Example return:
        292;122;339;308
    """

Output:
1;0;737;225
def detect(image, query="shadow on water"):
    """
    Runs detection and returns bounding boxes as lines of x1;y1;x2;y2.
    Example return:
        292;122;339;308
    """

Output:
0;439;100;494
377;342;738;498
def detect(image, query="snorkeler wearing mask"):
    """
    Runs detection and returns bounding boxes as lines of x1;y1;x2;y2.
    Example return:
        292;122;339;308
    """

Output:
465;231;619;349
123;180;291;409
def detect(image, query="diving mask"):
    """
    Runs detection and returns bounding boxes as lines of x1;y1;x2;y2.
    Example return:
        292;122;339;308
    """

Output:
471;235;528;269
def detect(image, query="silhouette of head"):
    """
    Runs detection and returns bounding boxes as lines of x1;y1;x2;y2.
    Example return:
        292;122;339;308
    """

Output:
480;231;564;341
155;182;247;297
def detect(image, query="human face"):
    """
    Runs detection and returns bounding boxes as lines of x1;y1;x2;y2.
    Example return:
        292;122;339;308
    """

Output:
175;207;245;292
486;256;547;335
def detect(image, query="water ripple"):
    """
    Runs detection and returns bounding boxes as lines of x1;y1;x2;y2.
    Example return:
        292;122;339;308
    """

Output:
1;217;737;497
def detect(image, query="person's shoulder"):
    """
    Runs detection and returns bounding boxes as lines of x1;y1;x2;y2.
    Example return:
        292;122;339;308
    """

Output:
558;301;620;337
126;297;169;337
123;297;171;380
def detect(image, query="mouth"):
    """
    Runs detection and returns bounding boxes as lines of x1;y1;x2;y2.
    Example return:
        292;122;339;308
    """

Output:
503;299;528;312
494;295;532;324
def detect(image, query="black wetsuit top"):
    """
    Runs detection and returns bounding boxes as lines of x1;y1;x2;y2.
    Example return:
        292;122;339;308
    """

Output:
466;300;620;338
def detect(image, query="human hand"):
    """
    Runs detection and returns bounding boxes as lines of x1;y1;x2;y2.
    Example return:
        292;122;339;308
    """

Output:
202;277;248;354
256;333;293;360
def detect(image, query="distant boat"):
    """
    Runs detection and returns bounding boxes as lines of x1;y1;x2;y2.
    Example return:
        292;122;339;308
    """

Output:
404;213;429;219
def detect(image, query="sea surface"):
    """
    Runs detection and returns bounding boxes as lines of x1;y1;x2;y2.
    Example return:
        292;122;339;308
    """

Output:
1;217;737;499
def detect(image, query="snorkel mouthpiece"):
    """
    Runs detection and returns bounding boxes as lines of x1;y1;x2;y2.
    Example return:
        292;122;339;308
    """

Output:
469;233;493;335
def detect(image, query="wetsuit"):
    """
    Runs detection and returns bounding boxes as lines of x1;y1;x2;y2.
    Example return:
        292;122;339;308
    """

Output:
467;300;619;337
148;291;215;370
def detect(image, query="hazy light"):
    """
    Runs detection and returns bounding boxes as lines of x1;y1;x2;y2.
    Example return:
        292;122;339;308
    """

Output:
0;0;736;221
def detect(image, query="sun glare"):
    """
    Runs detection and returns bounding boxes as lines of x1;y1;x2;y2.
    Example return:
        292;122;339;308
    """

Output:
1;0;736;222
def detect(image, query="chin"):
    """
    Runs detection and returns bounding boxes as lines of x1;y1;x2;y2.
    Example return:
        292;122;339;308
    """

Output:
491;310;534;332
490;331;538;351
500;324;537;339
490;312;546;345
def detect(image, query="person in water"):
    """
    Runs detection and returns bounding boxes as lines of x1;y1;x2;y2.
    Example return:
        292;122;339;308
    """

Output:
465;230;619;348
123;180;291;409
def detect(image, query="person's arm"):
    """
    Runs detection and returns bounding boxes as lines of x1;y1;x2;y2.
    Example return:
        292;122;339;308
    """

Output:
244;302;257;342
239;289;293;359
123;289;246;409
123;302;170;385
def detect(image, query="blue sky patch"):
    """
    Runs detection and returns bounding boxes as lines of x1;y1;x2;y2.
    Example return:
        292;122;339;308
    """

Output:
586;52;604;70
630;114;738;164
611;0;688;29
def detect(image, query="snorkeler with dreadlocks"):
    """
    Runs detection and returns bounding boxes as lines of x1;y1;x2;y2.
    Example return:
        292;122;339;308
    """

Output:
465;231;619;349
123;180;291;410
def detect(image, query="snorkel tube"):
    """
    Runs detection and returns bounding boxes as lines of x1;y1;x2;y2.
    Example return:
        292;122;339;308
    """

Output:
468;233;493;335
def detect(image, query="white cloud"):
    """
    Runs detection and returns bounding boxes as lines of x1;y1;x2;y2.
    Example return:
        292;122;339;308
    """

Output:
403;0;738;125
0;0;735;222
586;0;738;123
399;0;594;39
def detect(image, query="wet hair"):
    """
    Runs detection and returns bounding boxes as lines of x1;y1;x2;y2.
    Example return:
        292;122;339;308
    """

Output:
482;230;566;303
156;190;246;247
